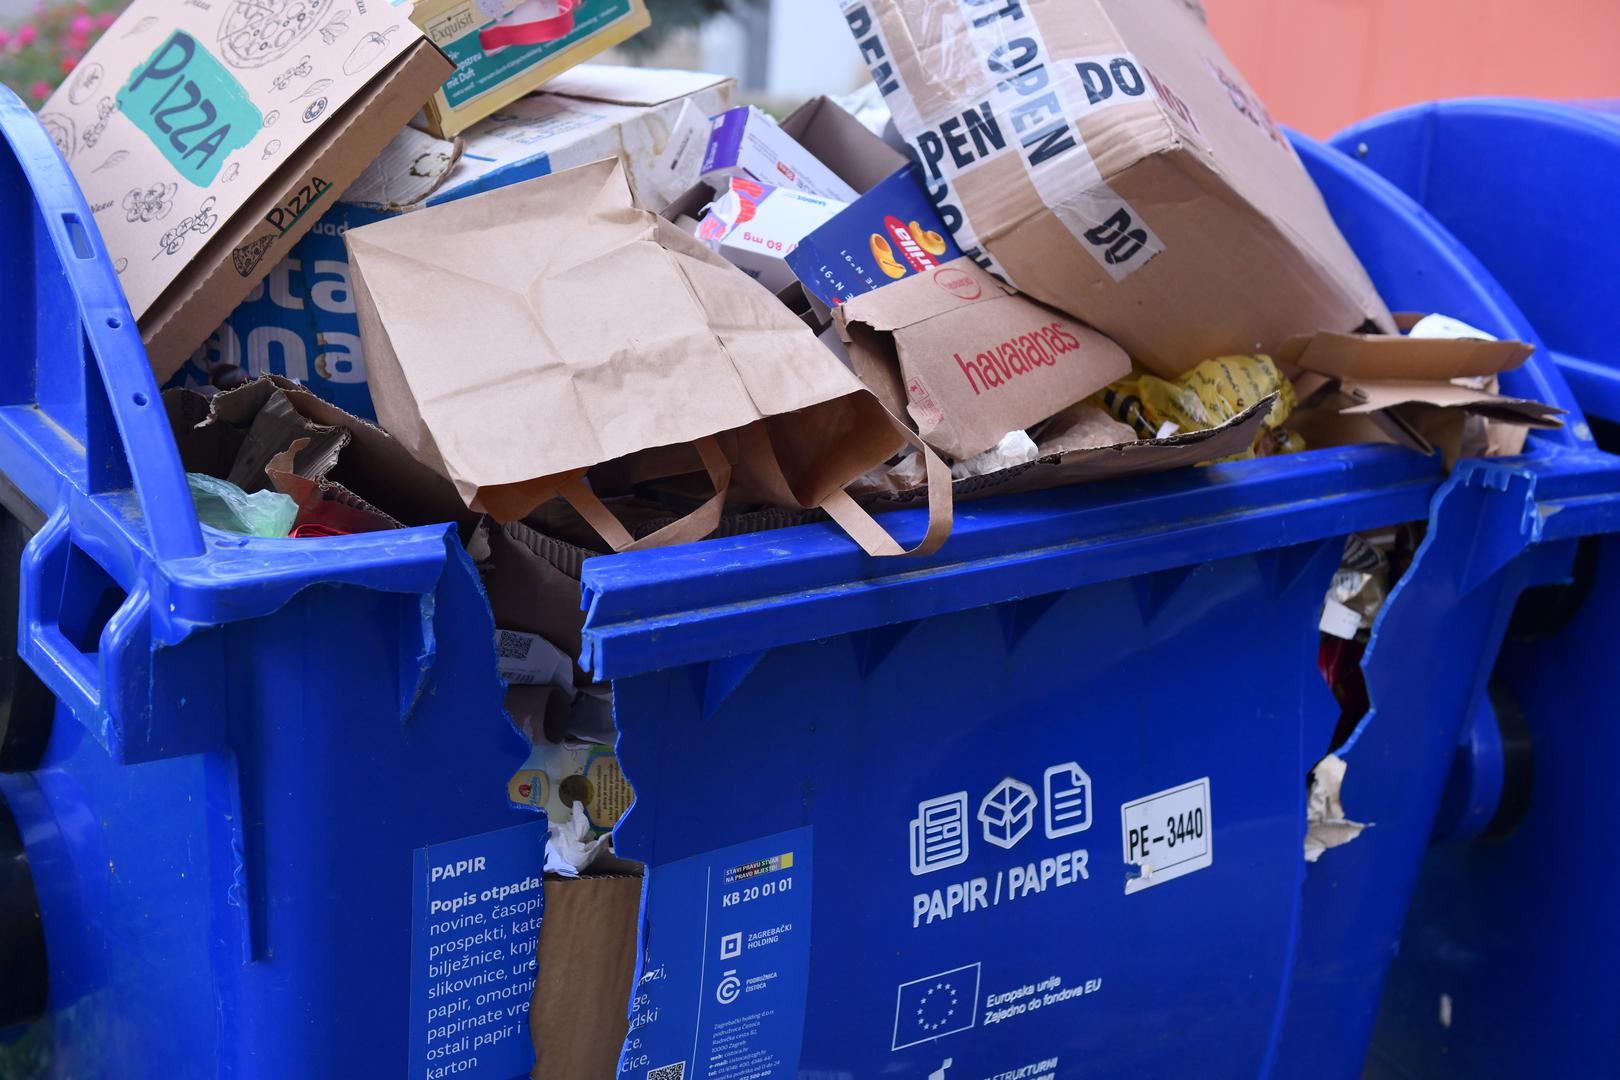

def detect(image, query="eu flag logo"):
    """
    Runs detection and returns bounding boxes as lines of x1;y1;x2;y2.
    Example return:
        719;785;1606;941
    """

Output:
891;963;981;1050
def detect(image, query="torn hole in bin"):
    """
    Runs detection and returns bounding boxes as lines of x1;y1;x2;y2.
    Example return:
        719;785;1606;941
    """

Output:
1305;754;1370;862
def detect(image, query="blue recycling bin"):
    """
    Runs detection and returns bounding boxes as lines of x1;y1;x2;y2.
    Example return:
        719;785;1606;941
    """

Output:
596;135;1620;1078
1329;98;1620;1077
1;76;1617;1077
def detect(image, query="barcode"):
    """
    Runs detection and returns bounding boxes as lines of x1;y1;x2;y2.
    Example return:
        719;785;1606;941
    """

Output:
648;1064;685;1080
496;631;534;661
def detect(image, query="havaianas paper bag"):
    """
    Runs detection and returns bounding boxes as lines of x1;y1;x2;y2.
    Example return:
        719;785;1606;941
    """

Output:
347;158;950;556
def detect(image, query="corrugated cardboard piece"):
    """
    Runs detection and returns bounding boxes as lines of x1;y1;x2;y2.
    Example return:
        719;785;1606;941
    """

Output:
839;257;1131;459
1276;330;1534;382
1285;324;1564;458
41;0;452;379
350;158;952;556
841;0;1395;375
529;873;641;1080
867;398;1273;504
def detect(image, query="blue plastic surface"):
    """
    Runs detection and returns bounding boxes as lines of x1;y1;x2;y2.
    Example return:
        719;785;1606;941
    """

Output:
1269;126;1620;1080
0;86;536;1077
1335;98;1620;427
4;71;1620;1077
585;132;1620;1078
1333;98;1620;1077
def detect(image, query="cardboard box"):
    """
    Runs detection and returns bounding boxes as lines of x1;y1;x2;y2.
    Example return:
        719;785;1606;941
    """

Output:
838;257;1131;459
412;0;651;138
841;0;1395;375
788;161;963;309
701;105;861;202
697;179;848;294
41;1;453;380
179;68;734;419
530;873;641;1080
665;97;908;226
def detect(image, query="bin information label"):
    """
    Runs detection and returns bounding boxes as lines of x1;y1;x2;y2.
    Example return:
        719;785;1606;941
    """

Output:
408;819;547;1079
622;827;812;1079
1121;778;1212;894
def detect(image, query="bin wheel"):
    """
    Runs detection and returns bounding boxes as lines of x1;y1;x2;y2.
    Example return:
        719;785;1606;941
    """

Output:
1507;535;1601;643
0;478;53;773
0;788;46;1028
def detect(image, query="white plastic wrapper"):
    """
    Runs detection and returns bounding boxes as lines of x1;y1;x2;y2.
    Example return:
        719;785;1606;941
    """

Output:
545;801;611;877
949;430;1040;480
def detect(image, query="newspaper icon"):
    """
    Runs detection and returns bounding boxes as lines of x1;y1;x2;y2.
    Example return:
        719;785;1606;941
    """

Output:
909;792;969;875
1044;762;1092;838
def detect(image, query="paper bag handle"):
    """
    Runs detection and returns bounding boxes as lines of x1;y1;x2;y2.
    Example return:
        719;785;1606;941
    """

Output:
819;425;953;558
558;436;732;553
479;0;578;50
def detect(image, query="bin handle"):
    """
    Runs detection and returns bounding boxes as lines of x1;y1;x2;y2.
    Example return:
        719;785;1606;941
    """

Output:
0;87;204;564
17;510;152;723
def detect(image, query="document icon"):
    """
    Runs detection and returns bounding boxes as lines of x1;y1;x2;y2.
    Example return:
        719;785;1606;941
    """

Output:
909;792;969;875
1044;762;1092;838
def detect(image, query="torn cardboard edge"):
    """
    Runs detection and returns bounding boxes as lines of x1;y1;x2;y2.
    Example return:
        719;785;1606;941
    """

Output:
140;40;456;380
1305;754;1369;862
530;872;643;1080
1277;326;1534;382
166;375;476;537
870;397;1273;506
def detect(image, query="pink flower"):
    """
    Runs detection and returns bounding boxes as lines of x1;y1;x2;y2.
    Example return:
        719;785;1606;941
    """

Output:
0;29;10;48
70;13;92;35
16;23;38;46
95;11;116;29
60;54;78;73
28;80;51;100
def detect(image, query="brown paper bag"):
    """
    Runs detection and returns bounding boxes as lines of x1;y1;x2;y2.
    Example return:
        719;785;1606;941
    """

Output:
349;158;950;557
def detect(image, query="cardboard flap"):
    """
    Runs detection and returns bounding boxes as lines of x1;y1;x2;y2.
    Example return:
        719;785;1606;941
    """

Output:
1340;379;1565;427
778;96;908;194
839;258;1007;333
872;398;1273;505
543;64;731;107
837;257;1130;461
1279;330;1533;382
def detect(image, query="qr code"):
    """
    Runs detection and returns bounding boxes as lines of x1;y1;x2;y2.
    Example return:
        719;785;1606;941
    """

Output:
647;1064;685;1080
496;631;533;661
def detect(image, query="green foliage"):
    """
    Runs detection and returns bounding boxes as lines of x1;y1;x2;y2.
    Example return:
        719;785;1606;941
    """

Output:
0;2;124;105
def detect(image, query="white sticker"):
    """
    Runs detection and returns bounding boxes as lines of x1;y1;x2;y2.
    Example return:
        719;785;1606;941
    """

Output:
1121;778;1212;894
648;98;715;207
1319;598;1363;641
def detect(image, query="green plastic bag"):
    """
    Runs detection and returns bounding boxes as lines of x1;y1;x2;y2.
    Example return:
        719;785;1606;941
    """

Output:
188;473;298;538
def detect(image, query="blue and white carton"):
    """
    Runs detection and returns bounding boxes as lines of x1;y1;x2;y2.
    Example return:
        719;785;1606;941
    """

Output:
176;66;734;419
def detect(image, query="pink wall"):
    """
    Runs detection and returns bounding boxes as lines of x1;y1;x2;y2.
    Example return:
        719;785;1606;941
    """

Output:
1206;0;1620;136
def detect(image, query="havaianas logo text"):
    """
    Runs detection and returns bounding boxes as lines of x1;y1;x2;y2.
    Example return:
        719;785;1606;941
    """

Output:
956;323;1084;397
118;32;262;186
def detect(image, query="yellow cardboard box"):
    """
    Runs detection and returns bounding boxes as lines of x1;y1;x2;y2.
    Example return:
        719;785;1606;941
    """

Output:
412;0;651;137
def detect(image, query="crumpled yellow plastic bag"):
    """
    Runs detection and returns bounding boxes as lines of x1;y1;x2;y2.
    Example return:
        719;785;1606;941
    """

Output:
1093;355;1304;458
